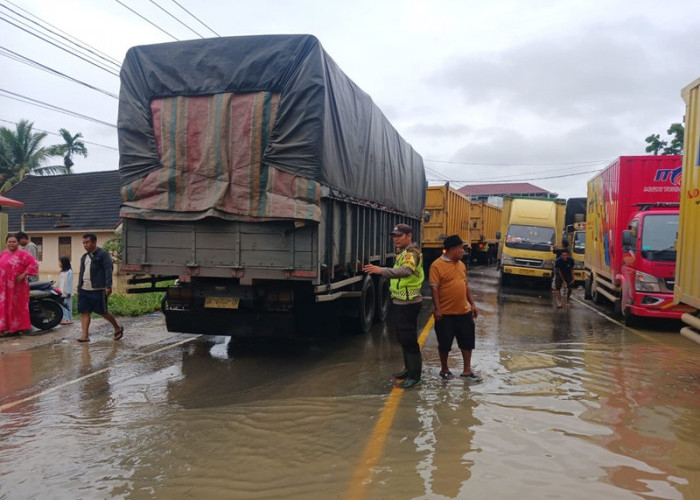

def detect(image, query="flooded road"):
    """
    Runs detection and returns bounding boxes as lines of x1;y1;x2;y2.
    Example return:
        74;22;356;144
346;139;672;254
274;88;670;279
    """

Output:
1;266;699;499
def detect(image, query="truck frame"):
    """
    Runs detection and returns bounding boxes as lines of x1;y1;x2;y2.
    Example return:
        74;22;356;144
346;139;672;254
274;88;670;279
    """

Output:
118;35;426;337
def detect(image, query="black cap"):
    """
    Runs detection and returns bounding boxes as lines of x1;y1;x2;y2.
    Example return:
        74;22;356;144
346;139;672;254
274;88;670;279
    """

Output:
391;224;413;236
443;234;464;249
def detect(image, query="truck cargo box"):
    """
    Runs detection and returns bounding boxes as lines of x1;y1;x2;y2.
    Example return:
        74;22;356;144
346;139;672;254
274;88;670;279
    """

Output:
118;35;425;224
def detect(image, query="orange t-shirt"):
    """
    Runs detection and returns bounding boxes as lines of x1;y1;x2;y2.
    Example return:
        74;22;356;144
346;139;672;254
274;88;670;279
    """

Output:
429;256;470;315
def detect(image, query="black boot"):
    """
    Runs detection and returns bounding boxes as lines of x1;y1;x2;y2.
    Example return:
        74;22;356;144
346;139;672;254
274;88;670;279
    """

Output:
395;352;422;389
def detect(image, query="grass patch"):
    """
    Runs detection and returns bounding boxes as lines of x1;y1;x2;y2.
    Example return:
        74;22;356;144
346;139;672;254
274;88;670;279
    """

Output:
69;282;172;317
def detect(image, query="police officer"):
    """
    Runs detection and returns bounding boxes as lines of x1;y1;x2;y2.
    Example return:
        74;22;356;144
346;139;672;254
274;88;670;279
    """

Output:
363;223;424;388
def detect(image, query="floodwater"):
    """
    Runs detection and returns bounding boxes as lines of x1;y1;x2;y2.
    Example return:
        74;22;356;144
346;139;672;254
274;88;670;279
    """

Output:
1;267;699;500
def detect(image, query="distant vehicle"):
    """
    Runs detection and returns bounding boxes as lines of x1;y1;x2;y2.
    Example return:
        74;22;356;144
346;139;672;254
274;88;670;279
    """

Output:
584;156;692;325
563;197;587;287
674;78;700;341
118;35;426;337
422;184;500;267
497;196;566;286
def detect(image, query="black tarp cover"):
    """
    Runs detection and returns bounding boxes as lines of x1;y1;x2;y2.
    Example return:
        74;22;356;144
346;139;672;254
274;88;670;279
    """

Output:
565;197;587;227
118;34;426;220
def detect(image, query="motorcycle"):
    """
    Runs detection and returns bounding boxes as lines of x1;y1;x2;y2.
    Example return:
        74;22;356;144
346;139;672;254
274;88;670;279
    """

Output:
29;281;65;330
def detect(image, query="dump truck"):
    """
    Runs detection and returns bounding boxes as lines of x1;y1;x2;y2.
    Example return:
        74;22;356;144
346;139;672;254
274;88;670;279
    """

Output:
422;185;501;267
584;156;692;325
674;78;700;342
118;35;426;336
468;200;501;265
422;184;471;266
564;197;587;286
497;196;566;286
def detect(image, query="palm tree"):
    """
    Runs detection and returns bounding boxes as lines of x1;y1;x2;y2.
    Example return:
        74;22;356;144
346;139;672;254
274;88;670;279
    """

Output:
53;128;88;169
0;120;57;192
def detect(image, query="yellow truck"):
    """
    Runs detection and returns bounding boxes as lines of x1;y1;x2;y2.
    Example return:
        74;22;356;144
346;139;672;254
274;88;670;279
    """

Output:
563;197;587;286
422;184;471;265
674;77;700;342
469;200;501;265
497;196;566;286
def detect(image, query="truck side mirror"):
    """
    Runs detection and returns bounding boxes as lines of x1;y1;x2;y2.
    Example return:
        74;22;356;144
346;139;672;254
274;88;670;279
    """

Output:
621;229;635;251
424;211;431;223
495;231;501;240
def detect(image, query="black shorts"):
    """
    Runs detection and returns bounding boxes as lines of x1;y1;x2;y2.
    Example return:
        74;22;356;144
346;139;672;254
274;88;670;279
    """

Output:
555;275;573;289
434;313;475;352
77;289;108;315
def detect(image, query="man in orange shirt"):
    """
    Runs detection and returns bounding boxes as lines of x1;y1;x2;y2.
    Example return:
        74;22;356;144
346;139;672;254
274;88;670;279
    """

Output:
429;235;481;382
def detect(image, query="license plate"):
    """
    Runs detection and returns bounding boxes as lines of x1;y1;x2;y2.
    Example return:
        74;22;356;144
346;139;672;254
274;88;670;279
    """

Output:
519;268;537;275
204;297;240;309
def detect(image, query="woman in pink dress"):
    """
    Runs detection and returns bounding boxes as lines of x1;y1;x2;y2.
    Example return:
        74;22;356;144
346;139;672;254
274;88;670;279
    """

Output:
0;234;39;337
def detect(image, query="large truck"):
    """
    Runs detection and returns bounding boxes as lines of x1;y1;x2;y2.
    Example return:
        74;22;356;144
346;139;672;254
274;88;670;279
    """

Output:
584;156;692;325
118;35;426;336
674;78;700;342
564;197;587;286
497;196;566;286
468;200;501;265
421;184;501;266
422;184;471;266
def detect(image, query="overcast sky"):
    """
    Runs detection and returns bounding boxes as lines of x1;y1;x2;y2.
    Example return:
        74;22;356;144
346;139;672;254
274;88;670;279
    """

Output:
2;0;699;200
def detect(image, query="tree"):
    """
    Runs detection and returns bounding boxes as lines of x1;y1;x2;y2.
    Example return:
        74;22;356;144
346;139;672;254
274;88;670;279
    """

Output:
644;133;666;155
0;120;57;192
644;123;684;155
52;128;88;169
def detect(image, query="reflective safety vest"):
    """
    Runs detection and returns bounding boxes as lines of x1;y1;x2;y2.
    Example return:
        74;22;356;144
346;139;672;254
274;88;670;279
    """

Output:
390;245;424;301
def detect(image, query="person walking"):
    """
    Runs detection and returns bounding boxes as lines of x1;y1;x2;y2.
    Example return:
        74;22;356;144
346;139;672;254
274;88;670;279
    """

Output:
16;231;39;282
554;249;575;308
429;235;482;382
57;256;74;325
0;233;39;337
77;233;123;342
363;223;424;389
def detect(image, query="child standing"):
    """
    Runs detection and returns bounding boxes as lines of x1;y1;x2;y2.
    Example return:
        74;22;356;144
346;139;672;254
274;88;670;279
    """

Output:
57;256;74;324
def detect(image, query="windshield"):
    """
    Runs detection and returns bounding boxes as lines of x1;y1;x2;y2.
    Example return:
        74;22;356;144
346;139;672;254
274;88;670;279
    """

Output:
640;214;678;262
505;225;555;251
573;231;585;255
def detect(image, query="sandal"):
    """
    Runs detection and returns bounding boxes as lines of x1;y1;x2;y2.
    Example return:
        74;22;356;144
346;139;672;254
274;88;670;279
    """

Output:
114;326;124;341
439;371;455;380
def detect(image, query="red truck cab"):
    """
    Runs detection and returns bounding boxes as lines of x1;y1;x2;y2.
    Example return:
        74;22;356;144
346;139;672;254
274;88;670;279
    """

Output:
620;205;689;320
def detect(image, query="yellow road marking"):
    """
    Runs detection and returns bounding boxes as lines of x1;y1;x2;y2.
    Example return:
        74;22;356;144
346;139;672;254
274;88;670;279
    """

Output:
0;336;198;412
344;315;434;500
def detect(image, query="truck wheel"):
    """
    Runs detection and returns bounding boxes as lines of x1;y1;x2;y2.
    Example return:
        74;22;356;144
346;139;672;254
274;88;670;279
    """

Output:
591;279;605;305
614;299;637;327
500;270;510;287
584;275;593;300
352;275;376;334
374;276;390;323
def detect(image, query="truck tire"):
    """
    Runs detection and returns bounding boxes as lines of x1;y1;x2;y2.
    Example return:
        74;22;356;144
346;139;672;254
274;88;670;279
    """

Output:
374;276;390;323
351;275;376;334
591;278;605;305
584;275;593;300
614;299;637;327
500;269;510;287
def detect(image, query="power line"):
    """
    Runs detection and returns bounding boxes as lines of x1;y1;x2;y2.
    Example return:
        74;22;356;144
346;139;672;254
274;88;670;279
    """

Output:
0;89;116;129
0;45;118;99
0;118;118;151
427;169;602;184
2;0;121;68
114;0;179;41
170;0;220;37
0;11;120;76
424;158;610;166
148;0;203;38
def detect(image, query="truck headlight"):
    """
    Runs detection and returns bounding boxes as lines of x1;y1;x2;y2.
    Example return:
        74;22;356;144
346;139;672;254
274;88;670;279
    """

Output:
574;261;585;270
635;271;662;292
542;258;555;270
501;254;515;266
